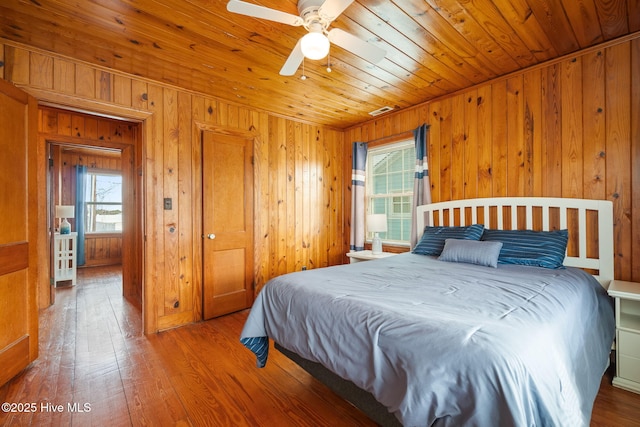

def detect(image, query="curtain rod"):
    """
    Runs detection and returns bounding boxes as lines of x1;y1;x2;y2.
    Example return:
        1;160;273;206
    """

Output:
363;124;427;146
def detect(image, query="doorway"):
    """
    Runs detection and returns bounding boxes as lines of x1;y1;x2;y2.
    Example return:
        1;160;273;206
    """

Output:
49;145;124;293
43;106;143;309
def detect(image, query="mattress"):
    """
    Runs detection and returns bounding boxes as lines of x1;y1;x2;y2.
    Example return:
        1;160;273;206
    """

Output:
241;252;615;426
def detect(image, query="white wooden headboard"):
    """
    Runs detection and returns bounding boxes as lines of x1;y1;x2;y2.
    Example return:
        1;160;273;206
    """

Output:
416;197;614;286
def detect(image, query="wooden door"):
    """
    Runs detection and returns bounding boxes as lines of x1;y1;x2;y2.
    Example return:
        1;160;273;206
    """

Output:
0;79;39;386
202;131;254;320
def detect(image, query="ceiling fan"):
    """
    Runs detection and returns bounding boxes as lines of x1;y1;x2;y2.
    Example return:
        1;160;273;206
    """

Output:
226;0;386;76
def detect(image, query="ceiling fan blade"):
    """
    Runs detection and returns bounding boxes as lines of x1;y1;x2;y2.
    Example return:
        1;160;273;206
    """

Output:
279;40;304;76
318;0;355;22
328;28;386;64
227;1;304;26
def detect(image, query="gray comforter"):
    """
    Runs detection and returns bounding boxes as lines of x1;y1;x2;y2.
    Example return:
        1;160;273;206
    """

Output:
241;253;615;426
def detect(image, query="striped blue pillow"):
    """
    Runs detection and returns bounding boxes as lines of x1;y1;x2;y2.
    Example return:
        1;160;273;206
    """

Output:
412;224;484;256
481;229;569;269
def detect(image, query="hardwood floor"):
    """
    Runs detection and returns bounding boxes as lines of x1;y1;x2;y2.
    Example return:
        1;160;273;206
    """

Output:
1;265;639;426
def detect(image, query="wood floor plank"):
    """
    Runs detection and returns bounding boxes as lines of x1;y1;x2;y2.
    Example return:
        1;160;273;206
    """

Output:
0;264;639;426
155;329;255;426
183;321;363;427
202;316;376;426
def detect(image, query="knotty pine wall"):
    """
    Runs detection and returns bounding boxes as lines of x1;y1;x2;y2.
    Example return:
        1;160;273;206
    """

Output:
345;35;640;283
3;34;638;333
0;39;345;333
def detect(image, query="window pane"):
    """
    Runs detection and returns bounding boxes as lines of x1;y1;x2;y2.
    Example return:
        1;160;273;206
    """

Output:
372;198;386;214
389;172;403;193
402;220;411;241
388;218;402;240
366;140;415;244
404;148;414;164
373;176;388;194
389;151;403;171
371;153;388;171
86;174;122;202
86;203;123;232
85;172;123;233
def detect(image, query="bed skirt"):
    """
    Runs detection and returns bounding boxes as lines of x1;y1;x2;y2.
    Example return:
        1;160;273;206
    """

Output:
275;342;402;426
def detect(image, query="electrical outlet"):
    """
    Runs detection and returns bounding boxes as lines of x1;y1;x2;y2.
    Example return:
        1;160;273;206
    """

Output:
164;198;172;210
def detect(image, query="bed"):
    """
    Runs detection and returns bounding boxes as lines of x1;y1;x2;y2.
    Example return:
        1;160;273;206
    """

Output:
240;197;616;426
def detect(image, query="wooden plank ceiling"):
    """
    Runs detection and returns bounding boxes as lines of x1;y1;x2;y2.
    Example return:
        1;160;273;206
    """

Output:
1;0;638;128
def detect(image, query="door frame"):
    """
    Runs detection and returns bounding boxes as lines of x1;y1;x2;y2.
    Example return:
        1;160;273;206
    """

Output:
45;137;138;302
194;122;260;320
30;99;149;329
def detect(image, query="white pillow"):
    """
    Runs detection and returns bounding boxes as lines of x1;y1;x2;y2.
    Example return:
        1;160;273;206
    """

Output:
438;239;503;268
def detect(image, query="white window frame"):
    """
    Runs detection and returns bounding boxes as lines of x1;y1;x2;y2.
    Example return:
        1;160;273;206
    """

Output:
365;139;415;246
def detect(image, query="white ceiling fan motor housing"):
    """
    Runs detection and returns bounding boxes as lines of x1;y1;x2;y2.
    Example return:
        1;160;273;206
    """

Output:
298;0;331;31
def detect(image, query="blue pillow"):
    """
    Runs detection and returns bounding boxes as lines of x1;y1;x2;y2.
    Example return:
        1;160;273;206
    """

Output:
481;229;569;269
438;239;503;268
412;224;484;256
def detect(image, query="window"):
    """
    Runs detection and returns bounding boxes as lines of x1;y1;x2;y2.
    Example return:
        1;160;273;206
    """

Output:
85;171;123;233
366;140;415;245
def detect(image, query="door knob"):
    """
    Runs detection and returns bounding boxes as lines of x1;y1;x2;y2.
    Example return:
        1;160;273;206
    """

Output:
207;233;216;240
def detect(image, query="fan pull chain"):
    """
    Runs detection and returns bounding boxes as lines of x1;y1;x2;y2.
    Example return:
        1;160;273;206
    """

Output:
327;49;332;73
301;57;307;80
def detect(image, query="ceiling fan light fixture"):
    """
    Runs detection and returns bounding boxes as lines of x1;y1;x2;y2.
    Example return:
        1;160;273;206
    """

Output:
301;31;330;60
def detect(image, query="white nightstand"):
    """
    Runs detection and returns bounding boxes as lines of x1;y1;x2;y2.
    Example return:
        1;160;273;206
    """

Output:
54;232;77;287
608;279;640;394
346;250;396;264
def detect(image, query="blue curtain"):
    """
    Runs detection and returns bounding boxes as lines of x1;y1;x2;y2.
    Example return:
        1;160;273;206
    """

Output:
410;124;432;249
350;142;368;251
75;165;87;266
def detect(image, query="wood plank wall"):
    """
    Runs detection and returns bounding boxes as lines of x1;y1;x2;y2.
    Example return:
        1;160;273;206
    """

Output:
58;145;124;267
0;39;345;333
3;34;637;333
344;35;640;283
